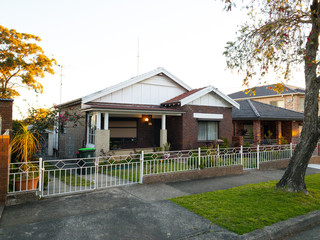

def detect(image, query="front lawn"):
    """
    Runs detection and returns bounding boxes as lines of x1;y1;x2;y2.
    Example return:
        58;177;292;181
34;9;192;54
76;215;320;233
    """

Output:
49;169;93;187
170;174;320;235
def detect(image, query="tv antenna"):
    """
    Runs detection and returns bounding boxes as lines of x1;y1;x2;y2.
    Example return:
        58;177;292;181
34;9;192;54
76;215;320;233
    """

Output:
137;37;140;75
58;64;63;104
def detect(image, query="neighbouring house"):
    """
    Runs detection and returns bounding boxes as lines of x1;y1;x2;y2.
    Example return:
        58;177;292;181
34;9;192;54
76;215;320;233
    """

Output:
232;99;304;146
228;84;320;114
0;98;13;135
57;67;239;158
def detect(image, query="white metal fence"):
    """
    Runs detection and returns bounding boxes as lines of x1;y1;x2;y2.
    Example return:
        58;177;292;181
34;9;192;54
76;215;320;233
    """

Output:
8;143;300;197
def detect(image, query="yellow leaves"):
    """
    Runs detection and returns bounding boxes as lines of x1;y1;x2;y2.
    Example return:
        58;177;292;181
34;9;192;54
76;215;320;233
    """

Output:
0;25;56;99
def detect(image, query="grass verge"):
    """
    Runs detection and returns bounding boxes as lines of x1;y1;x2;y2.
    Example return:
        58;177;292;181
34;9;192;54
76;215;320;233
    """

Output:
170;174;320;235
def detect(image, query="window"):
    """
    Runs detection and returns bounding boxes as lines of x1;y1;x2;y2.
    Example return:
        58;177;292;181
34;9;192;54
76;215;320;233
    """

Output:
110;121;137;138
300;97;305;111
270;100;284;108
88;114;97;145
198;121;218;141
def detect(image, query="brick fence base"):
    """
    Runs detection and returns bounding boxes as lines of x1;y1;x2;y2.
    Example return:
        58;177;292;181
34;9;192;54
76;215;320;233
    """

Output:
259;156;320;171
143;156;320;184
0;136;10;206
142;165;243;184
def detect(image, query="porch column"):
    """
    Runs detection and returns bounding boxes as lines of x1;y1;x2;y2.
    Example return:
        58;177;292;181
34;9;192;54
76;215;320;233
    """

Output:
95;112;110;156
160;114;167;149
276;120;282;144
253;120;261;145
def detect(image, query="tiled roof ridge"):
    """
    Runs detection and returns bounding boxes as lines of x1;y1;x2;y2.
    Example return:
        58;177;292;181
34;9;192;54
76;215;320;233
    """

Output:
247;99;260;117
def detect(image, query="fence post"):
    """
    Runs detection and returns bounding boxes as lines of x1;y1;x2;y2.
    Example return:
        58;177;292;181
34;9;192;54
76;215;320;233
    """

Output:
139;151;144;184
198;147;201;169
290;142;293;158
38;157;43;197
94;157;99;189
240;145;243;166
257;145;260;169
217;144;220;156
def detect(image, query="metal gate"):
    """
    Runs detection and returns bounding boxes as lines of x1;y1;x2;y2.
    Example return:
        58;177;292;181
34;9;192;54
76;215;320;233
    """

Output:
40;153;142;197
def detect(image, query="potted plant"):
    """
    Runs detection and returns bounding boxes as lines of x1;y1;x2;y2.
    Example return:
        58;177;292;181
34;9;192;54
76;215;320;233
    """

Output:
10;124;41;191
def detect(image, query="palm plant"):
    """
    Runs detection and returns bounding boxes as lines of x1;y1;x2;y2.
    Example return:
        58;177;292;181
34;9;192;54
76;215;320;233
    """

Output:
10;123;40;169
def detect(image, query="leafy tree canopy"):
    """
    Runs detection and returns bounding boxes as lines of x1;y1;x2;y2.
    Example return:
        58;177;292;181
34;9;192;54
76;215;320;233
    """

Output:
223;0;320;192
224;0;313;92
0;25;56;99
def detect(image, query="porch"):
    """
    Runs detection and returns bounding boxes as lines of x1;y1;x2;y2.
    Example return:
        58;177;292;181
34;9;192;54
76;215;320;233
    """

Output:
233;120;302;145
84;104;185;155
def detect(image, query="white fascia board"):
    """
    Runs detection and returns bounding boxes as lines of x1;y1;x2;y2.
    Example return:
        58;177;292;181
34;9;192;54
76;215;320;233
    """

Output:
193;113;223;120
212;87;240;109
159;67;192;91
82;67;192;104
181;86;240;109
180;86;212;106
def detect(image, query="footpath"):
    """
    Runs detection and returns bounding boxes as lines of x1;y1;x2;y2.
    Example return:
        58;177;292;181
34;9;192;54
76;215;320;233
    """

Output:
0;167;320;240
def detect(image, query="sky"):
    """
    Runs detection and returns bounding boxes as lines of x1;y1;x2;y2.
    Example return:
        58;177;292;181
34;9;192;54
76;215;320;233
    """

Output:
2;0;305;119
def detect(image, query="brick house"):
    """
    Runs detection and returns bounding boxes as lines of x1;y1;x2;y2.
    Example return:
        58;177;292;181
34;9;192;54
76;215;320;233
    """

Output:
228;84;319;114
0;98;13;135
232;100;304;145
58;68;239;158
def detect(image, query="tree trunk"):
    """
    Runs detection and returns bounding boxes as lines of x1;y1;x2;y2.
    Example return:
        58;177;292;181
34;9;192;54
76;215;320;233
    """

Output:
276;0;320;192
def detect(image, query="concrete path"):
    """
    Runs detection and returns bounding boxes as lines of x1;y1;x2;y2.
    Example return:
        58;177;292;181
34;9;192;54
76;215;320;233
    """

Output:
1;167;320;240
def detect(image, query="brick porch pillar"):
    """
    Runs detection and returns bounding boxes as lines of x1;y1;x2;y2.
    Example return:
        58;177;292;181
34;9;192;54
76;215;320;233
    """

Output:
253;120;261;145
0;136;10;205
276;121;282;144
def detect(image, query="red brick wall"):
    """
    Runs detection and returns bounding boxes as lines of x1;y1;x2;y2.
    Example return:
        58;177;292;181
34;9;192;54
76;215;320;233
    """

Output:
143;165;243;184
171;105;233;149
281;121;291;143
137;118;160;148
0;136;10;205
0;99;13;135
291;121;301;144
167;116;183;150
253;120;261;144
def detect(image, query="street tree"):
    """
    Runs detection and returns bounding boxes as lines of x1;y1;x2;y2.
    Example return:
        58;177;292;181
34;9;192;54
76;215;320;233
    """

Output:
0;25;56;99
223;0;320;192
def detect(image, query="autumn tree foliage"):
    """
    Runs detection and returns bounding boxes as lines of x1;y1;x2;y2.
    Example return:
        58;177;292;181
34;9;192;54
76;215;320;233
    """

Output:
24;106;83;134
0;25;56;99
224;0;320;192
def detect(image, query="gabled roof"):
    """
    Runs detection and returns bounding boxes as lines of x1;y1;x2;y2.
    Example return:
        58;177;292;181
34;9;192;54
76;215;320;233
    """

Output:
82;67;192;104
233;100;304;120
161;86;240;109
228;84;305;100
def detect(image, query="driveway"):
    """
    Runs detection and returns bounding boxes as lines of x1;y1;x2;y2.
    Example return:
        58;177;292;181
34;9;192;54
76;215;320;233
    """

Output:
1;168;320;240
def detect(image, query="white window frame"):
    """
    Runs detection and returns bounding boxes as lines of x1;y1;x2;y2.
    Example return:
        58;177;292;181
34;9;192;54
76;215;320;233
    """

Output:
198;121;219;141
87;113;97;148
